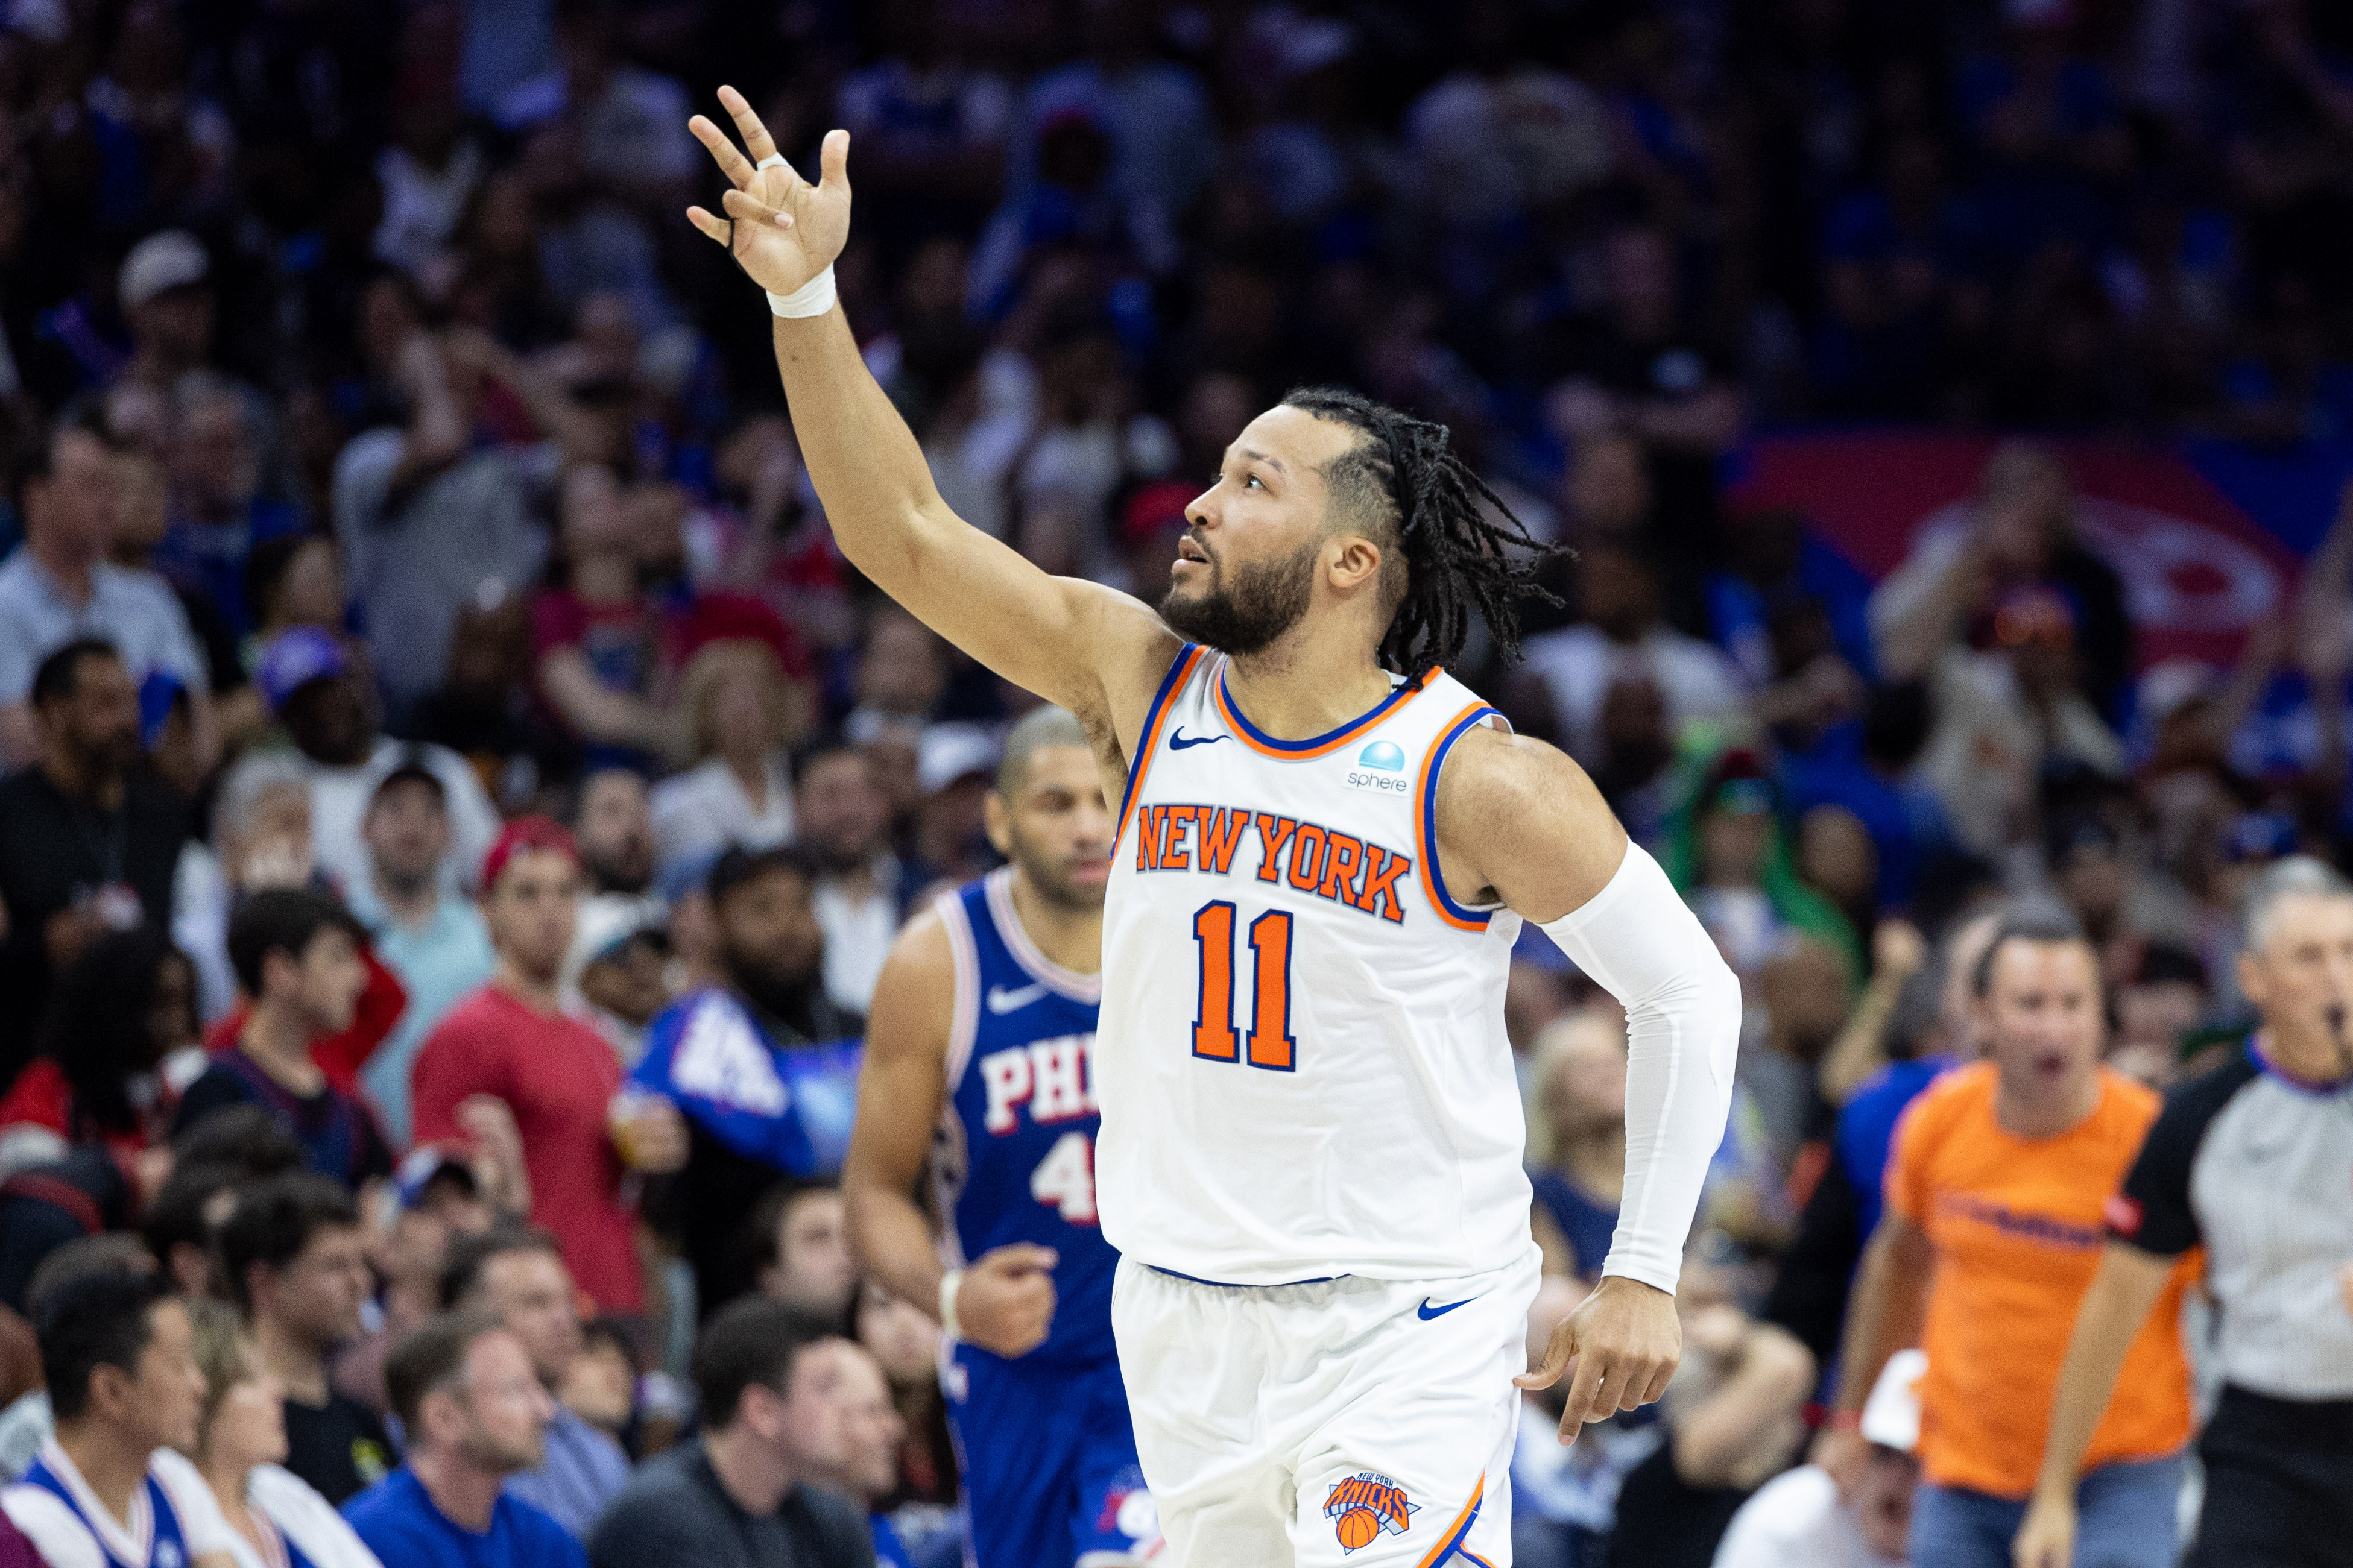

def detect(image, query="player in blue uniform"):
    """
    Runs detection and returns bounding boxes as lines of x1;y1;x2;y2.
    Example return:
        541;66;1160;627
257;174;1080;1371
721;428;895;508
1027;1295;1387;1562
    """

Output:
847;705;1158;1567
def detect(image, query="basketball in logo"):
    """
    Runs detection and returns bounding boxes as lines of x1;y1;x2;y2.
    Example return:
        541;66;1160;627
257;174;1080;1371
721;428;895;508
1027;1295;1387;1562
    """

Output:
1334;1505;1382;1551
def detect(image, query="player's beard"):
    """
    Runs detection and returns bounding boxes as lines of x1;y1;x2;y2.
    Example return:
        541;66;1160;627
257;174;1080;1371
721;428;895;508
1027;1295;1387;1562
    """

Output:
1006;822;1108;913
1157;534;1318;656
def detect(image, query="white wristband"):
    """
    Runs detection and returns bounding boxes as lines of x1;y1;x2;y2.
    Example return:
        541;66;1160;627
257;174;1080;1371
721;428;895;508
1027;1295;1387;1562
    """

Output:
768;263;835;319
938;1269;964;1340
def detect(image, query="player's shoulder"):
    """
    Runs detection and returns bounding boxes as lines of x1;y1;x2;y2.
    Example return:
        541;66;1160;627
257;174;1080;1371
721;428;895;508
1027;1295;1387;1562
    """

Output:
882;898;959;984
1435;720;1598;818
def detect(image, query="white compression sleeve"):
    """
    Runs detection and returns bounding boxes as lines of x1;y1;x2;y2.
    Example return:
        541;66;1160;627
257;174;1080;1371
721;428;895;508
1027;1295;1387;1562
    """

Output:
1539;842;1741;1294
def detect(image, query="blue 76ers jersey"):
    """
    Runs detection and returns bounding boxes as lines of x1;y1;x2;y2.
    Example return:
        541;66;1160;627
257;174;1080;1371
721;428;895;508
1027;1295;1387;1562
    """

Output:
931;867;1116;1365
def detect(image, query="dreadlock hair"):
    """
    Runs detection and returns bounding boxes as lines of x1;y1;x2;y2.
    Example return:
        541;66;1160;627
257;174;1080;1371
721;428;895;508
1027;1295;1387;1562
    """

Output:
1278;387;1567;682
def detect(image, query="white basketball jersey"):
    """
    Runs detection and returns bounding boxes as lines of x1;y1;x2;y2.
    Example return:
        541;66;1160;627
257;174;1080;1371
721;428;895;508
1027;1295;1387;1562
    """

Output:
1096;644;1532;1285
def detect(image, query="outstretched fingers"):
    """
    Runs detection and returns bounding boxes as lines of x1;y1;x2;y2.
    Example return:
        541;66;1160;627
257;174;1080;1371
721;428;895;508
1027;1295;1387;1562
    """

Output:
688;113;756;190
716;84;782;168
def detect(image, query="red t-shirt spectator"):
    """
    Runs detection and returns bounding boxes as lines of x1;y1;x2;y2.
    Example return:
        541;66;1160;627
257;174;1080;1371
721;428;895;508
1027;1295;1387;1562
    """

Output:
410;983;640;1312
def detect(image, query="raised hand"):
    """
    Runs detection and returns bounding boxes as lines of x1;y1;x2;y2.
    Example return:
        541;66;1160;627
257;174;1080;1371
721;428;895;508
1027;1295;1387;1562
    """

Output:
684;86;851;301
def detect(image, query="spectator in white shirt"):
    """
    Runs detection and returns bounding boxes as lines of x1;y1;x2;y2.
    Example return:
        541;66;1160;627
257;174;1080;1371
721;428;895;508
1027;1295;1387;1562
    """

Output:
255;629;501;899
0;415;213;770
649;640;810;882
795;740;906;1016
1711;1349;1923;1568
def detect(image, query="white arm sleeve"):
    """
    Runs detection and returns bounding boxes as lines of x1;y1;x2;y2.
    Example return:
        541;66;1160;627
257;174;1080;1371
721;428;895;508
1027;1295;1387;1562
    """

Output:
1539;842;1741;1294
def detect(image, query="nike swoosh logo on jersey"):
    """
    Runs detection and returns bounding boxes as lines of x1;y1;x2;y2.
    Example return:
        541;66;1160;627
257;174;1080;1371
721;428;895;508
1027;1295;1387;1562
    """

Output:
1417;1296;1475;1320
986;982;1050;1015
1169;728;1227;750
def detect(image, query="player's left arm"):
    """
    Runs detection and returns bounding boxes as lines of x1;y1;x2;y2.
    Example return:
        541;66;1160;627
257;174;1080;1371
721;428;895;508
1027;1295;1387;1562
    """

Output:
1439;728;1742;1441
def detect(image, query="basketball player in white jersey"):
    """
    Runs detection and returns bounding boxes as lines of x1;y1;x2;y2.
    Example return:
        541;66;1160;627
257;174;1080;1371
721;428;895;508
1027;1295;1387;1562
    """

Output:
684;93;1742;1567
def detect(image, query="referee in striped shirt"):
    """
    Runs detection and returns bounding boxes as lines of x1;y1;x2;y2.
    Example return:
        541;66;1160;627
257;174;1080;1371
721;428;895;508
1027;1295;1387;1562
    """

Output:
2015;857;2353;1568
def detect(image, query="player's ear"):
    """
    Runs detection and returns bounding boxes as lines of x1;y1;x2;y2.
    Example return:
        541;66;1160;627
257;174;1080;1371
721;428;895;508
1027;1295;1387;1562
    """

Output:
1327;531;1385;594
982;789;1013;857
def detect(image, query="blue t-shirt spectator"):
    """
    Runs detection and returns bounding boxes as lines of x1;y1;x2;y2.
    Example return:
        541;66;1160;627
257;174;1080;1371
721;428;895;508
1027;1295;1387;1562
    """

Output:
345;1467;585;1568
1529;1167;1619;1280
1837;1055;1952;1239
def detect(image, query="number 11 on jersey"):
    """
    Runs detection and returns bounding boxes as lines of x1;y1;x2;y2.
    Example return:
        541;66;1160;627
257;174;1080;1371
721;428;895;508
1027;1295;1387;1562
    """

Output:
1190;901;1297;1071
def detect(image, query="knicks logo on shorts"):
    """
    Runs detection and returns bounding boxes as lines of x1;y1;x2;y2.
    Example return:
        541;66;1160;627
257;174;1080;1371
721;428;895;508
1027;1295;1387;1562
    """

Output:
1325;1471;1418;1553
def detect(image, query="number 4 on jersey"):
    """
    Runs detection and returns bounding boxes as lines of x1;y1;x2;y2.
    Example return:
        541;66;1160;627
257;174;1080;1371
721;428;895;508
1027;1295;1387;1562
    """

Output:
1031;1130;1098;1223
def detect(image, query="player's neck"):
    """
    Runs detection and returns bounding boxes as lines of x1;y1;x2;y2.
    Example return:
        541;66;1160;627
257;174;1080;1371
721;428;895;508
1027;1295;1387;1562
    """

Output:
55;1418;152;1529
1220;639;1397;743
1007;871;1102;978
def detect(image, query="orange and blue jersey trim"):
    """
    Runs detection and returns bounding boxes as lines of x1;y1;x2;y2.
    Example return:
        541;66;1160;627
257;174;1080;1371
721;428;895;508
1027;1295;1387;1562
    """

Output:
1116;643;1208;852
1413;1475;1491;1568
1211;660;1430;760
1414;701;1506;931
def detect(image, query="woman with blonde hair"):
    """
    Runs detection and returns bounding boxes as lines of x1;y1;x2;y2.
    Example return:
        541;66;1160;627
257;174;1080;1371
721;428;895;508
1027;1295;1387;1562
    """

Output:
152;1301;382;1568
1526;1007;1629;1282
648;637;814;876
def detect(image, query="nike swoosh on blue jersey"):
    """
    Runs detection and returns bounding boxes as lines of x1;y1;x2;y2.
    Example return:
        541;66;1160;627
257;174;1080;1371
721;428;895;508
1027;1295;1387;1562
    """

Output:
986;981;1050;1015
1169;728;1227;750
1417;1296;1475;1320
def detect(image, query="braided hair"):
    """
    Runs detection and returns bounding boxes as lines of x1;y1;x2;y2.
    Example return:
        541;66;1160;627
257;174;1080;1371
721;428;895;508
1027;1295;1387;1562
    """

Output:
1279;386;1567;682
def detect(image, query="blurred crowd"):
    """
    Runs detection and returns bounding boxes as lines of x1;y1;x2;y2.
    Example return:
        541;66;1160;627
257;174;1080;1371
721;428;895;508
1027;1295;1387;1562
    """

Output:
0;0;2350;1564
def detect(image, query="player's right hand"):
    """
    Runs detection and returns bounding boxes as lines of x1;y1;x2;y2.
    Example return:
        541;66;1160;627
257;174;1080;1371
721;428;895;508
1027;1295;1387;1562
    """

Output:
685;87;851;300
956;1243;1059;1358
2012;1491;2077;1568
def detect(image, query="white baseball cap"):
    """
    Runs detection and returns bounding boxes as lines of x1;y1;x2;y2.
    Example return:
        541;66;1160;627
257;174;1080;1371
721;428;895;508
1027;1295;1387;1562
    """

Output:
1859;1348;1926;1453
119;230;209;312
918;722;1000;796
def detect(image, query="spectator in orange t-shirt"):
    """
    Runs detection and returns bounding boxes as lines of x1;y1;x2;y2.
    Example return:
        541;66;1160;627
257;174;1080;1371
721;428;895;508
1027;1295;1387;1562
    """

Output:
1818;900;2193;1568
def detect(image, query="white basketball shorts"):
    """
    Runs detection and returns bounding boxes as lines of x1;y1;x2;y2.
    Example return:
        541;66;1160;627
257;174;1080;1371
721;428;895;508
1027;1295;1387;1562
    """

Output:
1110;1245;1543;1567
